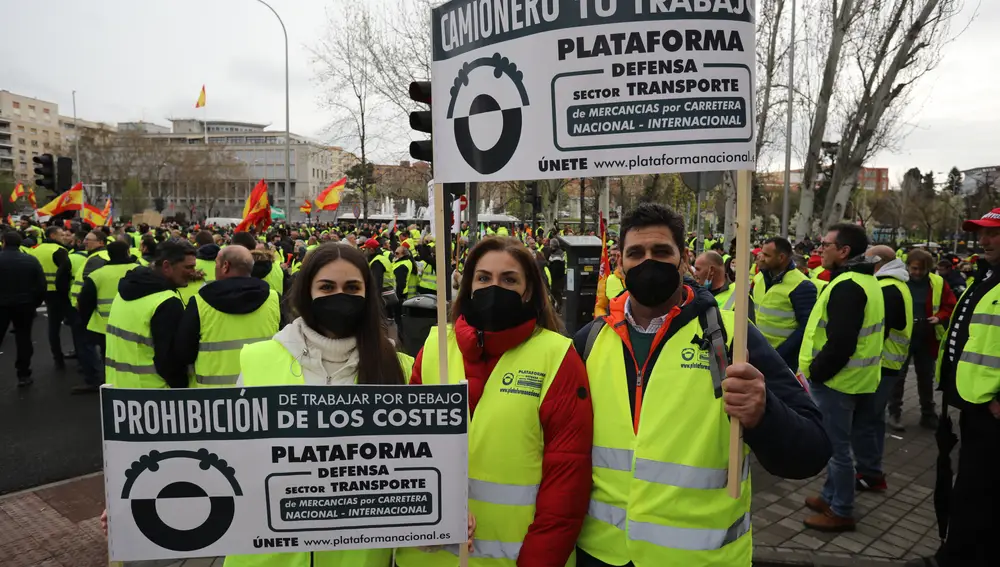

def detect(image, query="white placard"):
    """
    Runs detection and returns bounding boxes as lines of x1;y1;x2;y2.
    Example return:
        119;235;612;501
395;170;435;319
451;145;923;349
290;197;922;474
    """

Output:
102;385;468;562
430;0;757;182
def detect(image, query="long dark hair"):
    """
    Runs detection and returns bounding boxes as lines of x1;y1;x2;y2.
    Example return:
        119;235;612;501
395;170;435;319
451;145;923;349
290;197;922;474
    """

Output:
451;236;563;333
290;243;405;385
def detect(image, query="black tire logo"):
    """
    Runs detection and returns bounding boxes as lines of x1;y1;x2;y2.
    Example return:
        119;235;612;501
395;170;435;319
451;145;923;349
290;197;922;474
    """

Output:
448;53;529;175
122;449;242;552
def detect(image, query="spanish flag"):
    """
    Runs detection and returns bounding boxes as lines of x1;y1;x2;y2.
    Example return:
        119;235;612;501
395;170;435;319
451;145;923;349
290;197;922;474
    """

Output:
27;188;37;210
37;183;84;217
195;85;207;109
101;197;113;225
235;179;271;232
593;213;612;318
81;203;107;228
299;199;313;214
9;182;25;203
315;177;347;211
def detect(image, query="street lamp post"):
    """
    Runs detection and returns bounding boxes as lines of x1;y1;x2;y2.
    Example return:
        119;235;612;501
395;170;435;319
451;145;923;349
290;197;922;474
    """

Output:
255;0;292;219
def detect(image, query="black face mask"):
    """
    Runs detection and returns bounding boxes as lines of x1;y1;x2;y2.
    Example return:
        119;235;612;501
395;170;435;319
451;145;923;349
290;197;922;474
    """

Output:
625;260;680;307
462;285;537;332
311;293;366;338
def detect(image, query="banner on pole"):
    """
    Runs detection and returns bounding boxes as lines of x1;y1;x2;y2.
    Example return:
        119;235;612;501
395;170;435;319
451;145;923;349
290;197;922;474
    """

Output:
102;385;468;561
430;0;756;182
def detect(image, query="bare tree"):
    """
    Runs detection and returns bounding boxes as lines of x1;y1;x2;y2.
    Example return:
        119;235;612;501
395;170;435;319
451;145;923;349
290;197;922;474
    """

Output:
366;0;434;118
795;0;866;239
820;0;960;227
312;1;386;220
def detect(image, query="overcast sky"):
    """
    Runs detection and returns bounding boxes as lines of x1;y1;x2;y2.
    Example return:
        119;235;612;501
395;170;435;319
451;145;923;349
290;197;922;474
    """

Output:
2;0;996;180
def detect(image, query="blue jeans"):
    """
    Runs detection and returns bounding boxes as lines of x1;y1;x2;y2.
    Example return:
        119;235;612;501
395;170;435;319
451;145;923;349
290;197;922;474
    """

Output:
852;370;899;477
811;381;859;518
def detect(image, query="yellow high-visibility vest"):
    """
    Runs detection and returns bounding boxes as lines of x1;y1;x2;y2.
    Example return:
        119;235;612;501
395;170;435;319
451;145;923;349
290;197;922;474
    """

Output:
393;257;415;297
751;269;810;348
224;339;414;567
369;253;395;290
196;258;217;282
86;263;139;335
105;289;180;389
71;250;109;308
189;289;280;387
29;242;62;292
928;272;947;341
396;325;573;567
878;278;913;370
951;284;1000;404
578;313;752;567
800;272;885;394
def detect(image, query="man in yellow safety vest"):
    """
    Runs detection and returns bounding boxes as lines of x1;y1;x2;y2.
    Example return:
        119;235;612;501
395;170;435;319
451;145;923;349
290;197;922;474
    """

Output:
752;237;817;372
573;203;830;567
801;223;885;532
907;207;1000;567
104;239;194;389
29;226;73;368
694;250;757;321
851;245;912;493
174;245;280;388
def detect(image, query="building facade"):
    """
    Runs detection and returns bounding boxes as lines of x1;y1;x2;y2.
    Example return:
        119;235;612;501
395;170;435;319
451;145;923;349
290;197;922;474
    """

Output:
0;91;62;181
761;167;890;194
98;118;357;220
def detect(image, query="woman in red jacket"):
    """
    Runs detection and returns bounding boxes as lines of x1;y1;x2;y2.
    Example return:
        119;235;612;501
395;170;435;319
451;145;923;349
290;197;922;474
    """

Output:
400;236;593;567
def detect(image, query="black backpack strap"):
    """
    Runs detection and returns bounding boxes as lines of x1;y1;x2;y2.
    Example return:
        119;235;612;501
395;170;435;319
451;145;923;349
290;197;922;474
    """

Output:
697;304;730;399
582;319;607;363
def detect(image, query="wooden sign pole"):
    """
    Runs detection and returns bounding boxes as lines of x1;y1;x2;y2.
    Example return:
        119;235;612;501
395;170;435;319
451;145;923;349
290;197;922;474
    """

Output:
727;170;752;498
431;182;470;567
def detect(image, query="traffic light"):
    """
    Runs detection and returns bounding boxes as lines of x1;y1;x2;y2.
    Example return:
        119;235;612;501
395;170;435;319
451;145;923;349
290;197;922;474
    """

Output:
56;157;74;193
33;153;56;196
408;81;433;163
526;181;541;212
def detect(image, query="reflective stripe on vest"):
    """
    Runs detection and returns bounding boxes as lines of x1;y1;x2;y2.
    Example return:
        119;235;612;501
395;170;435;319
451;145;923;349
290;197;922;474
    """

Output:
799;271;885;394
29;243;62;292
418;262;437;291
579;313;752;567
928;272;947;341
955;285;1000;404
393;258;414;296
190;289;280;388
751;269;809;348
86;263;138;335
879;278;913;370
105;290;179;389
239;340;415;388
71;250;109;307
264;260;284;295
370;253;395;290
396;326;572;567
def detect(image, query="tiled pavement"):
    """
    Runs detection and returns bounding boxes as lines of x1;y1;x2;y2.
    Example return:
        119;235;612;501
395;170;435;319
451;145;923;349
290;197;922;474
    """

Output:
0;373;946;567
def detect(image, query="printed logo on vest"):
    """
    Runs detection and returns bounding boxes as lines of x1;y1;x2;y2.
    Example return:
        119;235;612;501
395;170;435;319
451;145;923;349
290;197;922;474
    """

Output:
499;369;543;398
680;347;711;370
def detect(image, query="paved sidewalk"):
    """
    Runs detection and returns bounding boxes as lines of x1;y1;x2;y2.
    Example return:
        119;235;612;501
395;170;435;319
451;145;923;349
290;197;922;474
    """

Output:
0;373;947;567
752;383;945;566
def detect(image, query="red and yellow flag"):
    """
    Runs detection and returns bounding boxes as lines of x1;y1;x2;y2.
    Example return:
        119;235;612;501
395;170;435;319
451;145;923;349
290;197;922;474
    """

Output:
81;203;107;228
235;179;271;232
9;182;26;203
195;85;207;108
315;177;346;211
299;199;313;214
37;183;84;217
593;212;612;318
27;188;37;210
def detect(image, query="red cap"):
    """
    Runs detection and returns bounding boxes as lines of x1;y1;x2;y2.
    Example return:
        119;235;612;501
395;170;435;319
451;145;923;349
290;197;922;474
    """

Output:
962;207;1000;231
401;241;411;249
362;238;380;249
807;255;823;270
752;248;761;255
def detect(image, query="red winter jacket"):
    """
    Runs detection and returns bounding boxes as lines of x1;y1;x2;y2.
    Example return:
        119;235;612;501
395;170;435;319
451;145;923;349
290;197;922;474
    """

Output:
411;316;593;567
921;279;957;355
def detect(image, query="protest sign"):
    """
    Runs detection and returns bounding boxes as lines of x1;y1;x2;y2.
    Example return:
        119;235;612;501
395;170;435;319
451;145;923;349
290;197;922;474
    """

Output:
430;0;756;182
102;384;468;562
